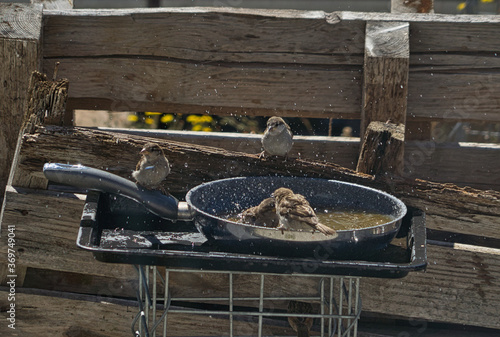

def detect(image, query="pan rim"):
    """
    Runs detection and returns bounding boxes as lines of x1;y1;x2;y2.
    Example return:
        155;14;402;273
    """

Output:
186;176;407;234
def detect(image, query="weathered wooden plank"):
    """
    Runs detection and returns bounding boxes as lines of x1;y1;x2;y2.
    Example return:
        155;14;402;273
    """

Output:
4;287;499;337
404;141;500;190
361;21;409;136
42;8;364;62
7;70;70;190
44;57;362;119
0;186;134;279
0;3;43;40
1;185;500;329
6;289;289;337
3;199;500;331
97;128;500;190
361;242;500;330
38;9;500;122
4;289;499;337
357;121;405;176
98;127;360;169
6;126;500;239
0;3;42;203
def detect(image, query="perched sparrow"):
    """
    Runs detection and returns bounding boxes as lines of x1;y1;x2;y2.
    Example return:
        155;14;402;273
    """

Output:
240;197;279;228
288;300;314;337
260;116;293;159
132;143;170;192
273;188;337;236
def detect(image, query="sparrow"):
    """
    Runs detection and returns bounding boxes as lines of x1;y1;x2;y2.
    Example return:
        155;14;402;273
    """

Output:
240;197;279;228
273;188;337;236
287;300;314;337
260;116;293;159
132;143;170;192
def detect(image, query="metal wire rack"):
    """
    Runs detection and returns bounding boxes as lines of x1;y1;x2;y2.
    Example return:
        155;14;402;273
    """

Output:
132;265;361;337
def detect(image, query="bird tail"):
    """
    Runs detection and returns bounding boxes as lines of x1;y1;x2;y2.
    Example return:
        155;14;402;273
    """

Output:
316;223;337;236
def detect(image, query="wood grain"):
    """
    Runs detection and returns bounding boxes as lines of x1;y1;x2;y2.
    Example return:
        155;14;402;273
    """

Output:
2;191;500;330
362;21;409;136
37;9;500;122
357;121;405;176
0;186;134;279
32;0;73;10
361;242;500;329
0;3;42;40
4;125;500;239
97;128;500;191
0;4;42;203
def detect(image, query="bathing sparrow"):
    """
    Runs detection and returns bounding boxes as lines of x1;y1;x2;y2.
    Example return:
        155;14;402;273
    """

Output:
273;187;337;236
240;197;279;228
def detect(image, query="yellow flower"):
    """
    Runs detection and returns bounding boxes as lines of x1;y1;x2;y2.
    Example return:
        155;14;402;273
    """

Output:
457;2;466;10
202;127;212;132
161;114;174;123
186;115;199;123
481;0;494;3
145;117;154;125
201;115;213;123
127;114;139;122
192;124;202;131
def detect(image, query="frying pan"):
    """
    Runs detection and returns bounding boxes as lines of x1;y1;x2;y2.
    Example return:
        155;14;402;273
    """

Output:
43;163;406;258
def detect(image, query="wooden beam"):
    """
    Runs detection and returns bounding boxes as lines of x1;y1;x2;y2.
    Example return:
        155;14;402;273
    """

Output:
4;126;500;239
95;128;500;191
38;9;500;122
6;70;70;191
361;242;500;329
361;21;409;137
0;3;42;203
3;205;500;331
391;0;433;141
357;121;405;176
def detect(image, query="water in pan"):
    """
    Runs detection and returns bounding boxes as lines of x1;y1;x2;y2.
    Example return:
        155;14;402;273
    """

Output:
222;207;395;231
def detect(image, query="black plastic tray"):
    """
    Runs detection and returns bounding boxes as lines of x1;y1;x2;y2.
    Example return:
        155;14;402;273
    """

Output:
77;192;427;278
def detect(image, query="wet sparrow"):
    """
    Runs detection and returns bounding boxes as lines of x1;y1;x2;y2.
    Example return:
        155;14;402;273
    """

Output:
260;116;293;159
132;143;170;191
273;187;337;236
240;197;279;228
288;300;314;337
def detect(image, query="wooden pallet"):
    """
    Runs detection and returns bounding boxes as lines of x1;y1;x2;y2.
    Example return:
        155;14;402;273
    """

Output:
1;1;500;336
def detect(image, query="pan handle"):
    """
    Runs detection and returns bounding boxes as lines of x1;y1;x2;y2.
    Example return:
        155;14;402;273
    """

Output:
43;163;193;221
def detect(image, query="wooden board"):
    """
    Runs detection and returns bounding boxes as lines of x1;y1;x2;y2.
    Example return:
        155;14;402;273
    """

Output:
98;127;500;191
361;21;409;135
0;3;42;202
39;8;500;122
4;288;500;337
6;125;500;239
357;121;405;176
1;186;500;330
6;290;295;337
361;242;500;330
0;186;134;279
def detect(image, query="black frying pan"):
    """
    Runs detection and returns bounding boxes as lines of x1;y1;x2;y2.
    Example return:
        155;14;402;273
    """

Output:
43;163;406;258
